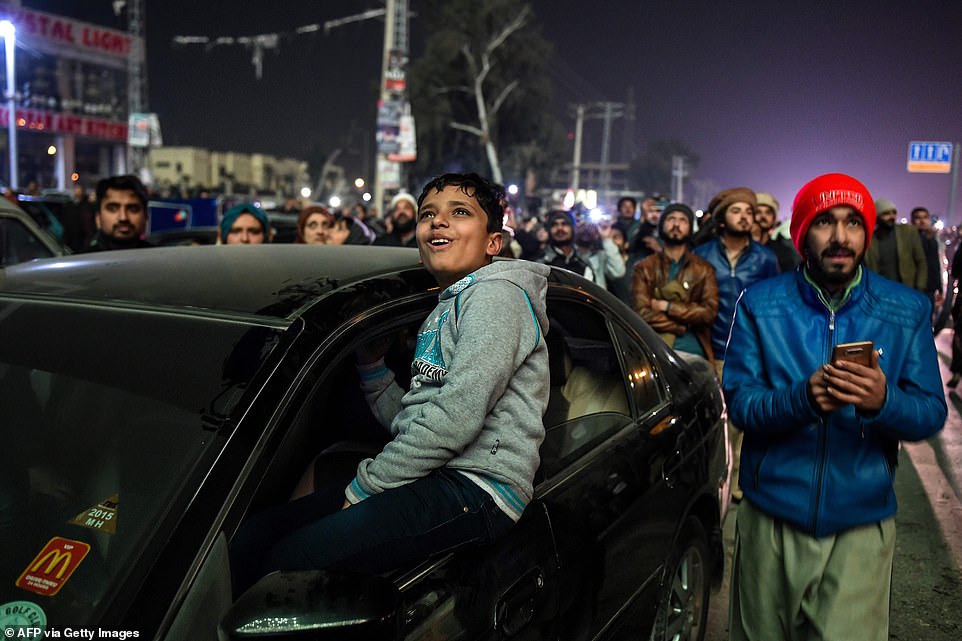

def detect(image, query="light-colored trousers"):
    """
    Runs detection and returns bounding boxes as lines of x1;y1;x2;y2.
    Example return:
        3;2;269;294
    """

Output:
730;499;895;641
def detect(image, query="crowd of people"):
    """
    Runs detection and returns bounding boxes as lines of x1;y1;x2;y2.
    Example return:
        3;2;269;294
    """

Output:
40;169;953;641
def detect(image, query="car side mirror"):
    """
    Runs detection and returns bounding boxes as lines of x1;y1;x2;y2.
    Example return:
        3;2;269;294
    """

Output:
219;569;400;641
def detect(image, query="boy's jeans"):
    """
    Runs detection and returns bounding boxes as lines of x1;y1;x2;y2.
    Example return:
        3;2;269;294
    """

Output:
231;468;514;595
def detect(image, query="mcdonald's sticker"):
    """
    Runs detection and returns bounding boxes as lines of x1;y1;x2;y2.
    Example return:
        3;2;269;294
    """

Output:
16;537;91;597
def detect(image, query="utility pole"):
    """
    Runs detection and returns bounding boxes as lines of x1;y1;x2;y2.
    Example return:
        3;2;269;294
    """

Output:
125;0;147;175
570;104;584;192
599;102;614;204
568;101;627;206
949;142;960;226
671;155;687;203
373;0;410;217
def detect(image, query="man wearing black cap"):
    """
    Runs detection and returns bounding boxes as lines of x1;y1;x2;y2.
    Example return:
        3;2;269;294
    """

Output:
536;209;593;279
632;204;718;362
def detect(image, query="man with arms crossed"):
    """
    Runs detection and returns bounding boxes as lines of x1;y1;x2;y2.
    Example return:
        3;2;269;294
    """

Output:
723;173;945;641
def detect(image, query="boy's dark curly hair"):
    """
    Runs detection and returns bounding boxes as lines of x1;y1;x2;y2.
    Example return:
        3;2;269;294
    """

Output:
417;173;505;233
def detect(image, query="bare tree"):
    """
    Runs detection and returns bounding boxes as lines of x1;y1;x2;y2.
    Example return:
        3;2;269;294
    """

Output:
444;6;531;184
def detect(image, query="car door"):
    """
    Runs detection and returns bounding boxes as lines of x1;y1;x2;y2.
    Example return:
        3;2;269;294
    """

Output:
535;291;684;640
162;286;563;641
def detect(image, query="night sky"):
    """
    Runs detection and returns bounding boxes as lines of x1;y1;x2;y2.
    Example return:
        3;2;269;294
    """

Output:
22;0;962;221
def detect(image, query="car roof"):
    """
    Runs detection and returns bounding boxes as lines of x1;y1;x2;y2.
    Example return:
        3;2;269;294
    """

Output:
0;245;423;324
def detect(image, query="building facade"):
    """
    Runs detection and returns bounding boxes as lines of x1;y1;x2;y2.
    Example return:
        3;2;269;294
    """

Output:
0;2;137;190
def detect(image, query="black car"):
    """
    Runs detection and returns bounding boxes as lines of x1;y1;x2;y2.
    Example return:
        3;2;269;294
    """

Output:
0;246;728;641
0;200;67;266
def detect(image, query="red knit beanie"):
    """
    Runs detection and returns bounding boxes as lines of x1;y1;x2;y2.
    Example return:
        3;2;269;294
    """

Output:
790;173;875;256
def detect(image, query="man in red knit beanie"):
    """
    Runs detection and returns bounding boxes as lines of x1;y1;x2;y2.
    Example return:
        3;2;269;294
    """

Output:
722;172;945;641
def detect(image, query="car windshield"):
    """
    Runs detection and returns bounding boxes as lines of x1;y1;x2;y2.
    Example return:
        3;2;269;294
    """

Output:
1;216;58;265
0;298;285;626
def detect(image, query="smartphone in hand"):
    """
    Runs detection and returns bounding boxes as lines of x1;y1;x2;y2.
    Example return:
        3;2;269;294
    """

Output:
832;341;873;367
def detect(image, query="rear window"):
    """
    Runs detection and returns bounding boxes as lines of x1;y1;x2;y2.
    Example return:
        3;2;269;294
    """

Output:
0;299;284;627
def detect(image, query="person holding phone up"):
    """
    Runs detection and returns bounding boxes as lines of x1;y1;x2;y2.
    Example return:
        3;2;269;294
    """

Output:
722;173;946;641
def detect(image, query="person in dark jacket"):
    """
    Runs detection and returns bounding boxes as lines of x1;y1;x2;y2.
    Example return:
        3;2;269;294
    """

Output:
693;187;778;502
83;175;154;252
864;197;926;291
535;209;593;278
632;203;719;362
694;187;779;364
723;173;945;641
373;192;418;247
753;192;801;273
910;206;944;316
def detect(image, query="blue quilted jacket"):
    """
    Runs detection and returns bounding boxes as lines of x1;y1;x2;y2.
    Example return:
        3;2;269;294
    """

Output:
723;267;945;537
694;238;779;360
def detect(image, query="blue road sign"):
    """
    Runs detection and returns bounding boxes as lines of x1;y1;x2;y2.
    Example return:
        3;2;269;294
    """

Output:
908;141;953;173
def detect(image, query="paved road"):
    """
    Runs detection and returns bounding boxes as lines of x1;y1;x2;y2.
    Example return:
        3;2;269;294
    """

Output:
703;329;962;641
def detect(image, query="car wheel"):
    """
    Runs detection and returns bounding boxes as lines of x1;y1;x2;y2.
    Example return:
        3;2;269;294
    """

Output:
650;517;710;641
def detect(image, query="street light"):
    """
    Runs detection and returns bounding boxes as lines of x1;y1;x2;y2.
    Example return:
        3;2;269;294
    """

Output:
0;19;16;189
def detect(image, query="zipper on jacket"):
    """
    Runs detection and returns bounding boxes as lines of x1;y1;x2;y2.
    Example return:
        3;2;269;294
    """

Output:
827;310;835;358
812;415;828;534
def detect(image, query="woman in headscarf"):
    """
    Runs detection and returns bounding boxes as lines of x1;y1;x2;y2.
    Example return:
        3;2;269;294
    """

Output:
322;214;377;246
295;205;335;244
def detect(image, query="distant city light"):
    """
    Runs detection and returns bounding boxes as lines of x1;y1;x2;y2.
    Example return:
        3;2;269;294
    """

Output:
695;209;704;218
300;186;311;198
362;192;372;202
588;208;607;223
329;195;341;208
935;219;945;231
507;184;519;196
47;145;57;155
70;172;79;182
354;177;365;189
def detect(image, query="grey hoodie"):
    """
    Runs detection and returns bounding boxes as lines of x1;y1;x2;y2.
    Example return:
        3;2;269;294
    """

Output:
347;259;550;520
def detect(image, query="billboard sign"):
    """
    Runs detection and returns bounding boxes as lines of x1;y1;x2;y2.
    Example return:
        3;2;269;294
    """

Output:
907;141;953;173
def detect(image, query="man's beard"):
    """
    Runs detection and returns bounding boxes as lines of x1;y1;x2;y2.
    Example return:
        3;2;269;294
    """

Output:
110;224;137;241
552;234;573;247
394;216;415;234
723;226;752;239
806;246;863;288
663;234;689;247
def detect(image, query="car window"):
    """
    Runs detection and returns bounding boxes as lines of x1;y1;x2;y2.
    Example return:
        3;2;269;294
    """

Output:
611;324;664;415
540;300;631;477
0;303;283;628
0;216;57;265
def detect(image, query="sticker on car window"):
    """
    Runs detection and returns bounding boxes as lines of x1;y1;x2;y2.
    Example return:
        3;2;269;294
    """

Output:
68;494;119;535
0;600;47;633
15;537;91;597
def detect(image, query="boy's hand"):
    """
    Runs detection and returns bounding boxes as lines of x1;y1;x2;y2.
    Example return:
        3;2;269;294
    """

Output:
356;333;396;365
822;350;887;412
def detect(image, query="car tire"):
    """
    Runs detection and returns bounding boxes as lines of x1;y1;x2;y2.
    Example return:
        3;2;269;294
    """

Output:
650;517;710;641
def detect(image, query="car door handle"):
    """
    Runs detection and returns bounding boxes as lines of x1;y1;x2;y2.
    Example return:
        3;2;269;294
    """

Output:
495;568;544;636
663;449;683;488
